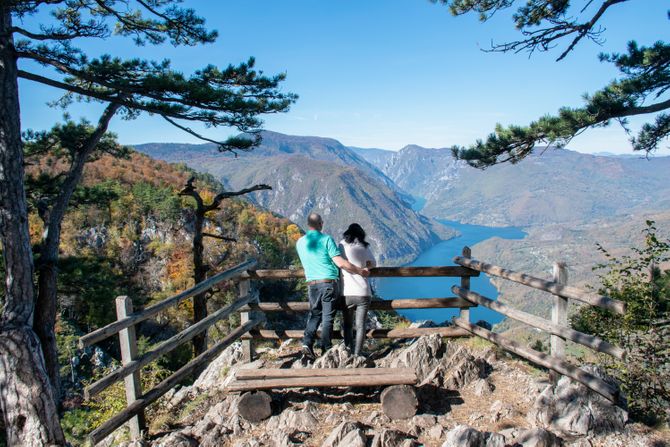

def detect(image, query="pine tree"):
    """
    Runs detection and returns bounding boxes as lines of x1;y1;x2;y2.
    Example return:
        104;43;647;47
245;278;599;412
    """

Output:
432;0;669;167
0;2;295;444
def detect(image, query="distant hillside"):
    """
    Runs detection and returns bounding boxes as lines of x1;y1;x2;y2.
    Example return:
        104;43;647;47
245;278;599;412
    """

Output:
354;145;670;227
135;132;454;264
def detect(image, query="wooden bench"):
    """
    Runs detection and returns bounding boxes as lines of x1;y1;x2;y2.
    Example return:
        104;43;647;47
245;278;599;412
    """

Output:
226;367;419;422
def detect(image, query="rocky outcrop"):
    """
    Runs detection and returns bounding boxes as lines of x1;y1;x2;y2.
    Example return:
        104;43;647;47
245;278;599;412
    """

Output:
141;336;651;447
528;365;627;438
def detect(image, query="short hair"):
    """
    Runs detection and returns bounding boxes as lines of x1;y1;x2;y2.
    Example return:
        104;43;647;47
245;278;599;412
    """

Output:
307;213;323;228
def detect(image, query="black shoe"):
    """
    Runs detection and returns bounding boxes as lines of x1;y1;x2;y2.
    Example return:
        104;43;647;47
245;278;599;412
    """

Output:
301;345;316;360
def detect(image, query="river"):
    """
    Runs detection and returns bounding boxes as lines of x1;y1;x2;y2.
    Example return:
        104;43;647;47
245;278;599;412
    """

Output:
374;219;526;326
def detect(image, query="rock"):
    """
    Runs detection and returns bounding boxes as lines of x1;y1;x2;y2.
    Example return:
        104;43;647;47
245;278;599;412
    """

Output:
322;421;367;447
370;429;417;447
381;385;418;420
152;433;198;447
442;354;488;389
266;408;318;432
513;428;563;447
472;378;495;396
410;414;437;428
192;342;244;390
384;335;450;381
441;425;484;447
325;413;343;425
427;424;446;440
527;365;627;438
483;432;506;447
499;427;520;442
489;400;516;423
311;343;368;368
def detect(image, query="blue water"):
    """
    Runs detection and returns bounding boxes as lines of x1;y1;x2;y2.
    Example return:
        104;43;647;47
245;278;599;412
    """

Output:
374;219;526;326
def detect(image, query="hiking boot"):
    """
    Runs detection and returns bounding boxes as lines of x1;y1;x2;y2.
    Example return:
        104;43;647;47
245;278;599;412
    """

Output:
301;345;316;360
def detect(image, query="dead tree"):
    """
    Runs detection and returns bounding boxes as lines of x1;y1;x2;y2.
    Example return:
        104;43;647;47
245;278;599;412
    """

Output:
179;178;271;356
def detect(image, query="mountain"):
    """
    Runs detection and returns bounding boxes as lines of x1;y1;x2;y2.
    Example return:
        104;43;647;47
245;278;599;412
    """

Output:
354;145;670;227
135;132;455;264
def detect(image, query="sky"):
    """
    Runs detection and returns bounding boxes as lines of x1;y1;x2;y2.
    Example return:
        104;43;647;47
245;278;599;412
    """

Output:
16;0;670;155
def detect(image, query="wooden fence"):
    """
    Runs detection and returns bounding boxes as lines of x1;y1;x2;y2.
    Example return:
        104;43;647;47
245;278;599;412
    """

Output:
451;254;626;402
78;247;479;444
78;245;627;444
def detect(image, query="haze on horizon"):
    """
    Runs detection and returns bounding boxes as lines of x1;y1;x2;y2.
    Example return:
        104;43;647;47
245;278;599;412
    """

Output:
18;0;669;156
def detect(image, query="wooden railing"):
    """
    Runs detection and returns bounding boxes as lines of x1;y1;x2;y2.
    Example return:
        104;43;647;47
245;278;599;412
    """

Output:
79;247;479;445
79;259;263;445
79;245;628;444
452;254;627;403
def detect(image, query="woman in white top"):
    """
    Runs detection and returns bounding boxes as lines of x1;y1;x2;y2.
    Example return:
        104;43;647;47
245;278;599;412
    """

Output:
339;223;376;356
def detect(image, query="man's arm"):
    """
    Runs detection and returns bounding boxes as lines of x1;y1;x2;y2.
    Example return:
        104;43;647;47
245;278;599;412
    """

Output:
332;255;369;277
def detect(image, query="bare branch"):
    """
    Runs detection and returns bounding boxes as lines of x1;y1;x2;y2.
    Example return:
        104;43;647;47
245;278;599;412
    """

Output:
202;232;236;242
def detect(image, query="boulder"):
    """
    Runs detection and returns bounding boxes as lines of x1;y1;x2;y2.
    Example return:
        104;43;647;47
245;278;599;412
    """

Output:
513;428;563;447
266;408;318;433
472;378;495;396
383;334;450;381
307;343;368;369
322;421;367;447
370;429;417;447
441;425;484;447
152;433;198;447
527;365;627;438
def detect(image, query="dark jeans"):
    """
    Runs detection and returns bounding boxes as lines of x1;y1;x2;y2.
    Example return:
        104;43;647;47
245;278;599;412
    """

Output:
342;295;370;356
302;282;338;351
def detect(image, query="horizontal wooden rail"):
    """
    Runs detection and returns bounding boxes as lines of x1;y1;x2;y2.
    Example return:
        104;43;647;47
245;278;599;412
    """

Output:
89;317;264;445
85;293;254;399
238;265;479;280
452;286;625;360
226;372;417;392
79;259;257;348
240;297;471;312
453;319;619;403
453;256;626;315
235;367;414;380
244;326;469;340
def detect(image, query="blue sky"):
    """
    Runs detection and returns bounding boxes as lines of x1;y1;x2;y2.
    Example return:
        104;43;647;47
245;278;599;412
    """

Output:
17;0;669;154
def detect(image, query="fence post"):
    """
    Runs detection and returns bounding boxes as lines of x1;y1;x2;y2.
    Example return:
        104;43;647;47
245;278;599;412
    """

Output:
550;262;568;384
239;279;255;362
459;246;471;322
115;296;146;439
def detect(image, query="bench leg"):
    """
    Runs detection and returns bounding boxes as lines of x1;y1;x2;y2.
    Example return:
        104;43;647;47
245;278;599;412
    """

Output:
238;391;273;423
380;385;418;420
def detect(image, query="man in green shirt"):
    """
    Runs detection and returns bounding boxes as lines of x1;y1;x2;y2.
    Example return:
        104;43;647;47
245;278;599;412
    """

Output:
296;213;369;359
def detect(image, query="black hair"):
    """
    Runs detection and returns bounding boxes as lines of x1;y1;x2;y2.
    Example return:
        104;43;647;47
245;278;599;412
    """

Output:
343;223;369;247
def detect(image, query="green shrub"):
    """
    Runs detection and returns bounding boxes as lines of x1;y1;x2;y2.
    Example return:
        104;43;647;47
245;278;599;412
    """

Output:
571;220;669;424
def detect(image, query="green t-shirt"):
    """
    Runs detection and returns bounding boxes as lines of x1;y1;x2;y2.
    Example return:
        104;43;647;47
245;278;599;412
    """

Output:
296;230;341;282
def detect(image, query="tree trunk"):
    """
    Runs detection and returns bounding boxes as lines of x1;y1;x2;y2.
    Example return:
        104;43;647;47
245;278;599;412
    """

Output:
34;102;120;403
192;209;207;356
0;7;66;445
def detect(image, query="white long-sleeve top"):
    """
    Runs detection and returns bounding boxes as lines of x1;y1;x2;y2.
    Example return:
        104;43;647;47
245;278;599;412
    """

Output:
339;239;376;296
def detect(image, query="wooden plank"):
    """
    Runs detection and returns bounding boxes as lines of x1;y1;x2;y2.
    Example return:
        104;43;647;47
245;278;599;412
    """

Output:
452;286;625;360
239;279;254;362
459;246;471;322
243;326;470;340
453;256;626;315
240;297;472;312
238;265;479;280
85;293;254;399
115;297;145;439
453;318;619;403
226;373;417;392
235;367;414;380
550;262;568;383
80;259;257;348
89;317;264;445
